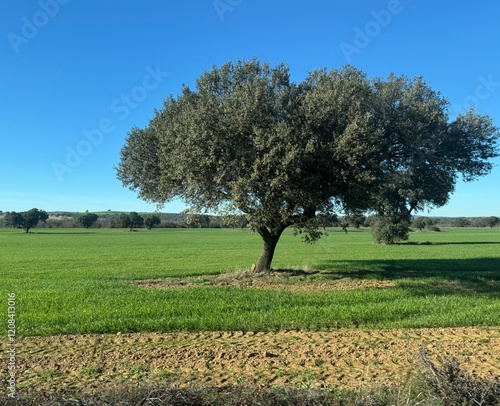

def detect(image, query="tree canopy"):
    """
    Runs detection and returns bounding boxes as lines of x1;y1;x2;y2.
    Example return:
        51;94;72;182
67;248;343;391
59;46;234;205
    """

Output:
5;208;49;233
144;214;161;229
484;216;500;228
76;212;99;229
116;60;498;271
119;212;144;231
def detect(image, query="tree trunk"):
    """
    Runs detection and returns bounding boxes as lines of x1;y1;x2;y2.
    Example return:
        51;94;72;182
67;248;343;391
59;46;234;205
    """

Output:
254;227;286;273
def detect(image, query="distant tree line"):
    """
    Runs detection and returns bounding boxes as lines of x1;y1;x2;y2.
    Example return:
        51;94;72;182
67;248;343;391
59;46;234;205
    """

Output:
0;210;498;232
0;210;249;230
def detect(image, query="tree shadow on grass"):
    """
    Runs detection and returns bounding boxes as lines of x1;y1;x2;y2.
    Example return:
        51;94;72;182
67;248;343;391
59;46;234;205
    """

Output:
399;241;500;246
280;257;500;296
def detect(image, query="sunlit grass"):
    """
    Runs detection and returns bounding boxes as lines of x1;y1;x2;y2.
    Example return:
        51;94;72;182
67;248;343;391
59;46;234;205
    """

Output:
1;227;499;336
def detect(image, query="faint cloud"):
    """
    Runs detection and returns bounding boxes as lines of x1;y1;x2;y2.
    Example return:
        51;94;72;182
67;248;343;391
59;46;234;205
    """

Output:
51;65;168;182
213;0;243;22
7;0;71;54
339;0;411;63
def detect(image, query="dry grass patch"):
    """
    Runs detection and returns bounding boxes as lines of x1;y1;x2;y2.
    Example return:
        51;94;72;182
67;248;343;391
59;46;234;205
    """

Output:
132;269;395;292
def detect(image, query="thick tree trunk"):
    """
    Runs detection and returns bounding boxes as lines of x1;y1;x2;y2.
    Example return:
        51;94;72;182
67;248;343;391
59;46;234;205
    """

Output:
254;227;286;273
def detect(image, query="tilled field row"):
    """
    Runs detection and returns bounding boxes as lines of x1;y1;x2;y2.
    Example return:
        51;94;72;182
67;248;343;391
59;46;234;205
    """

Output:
2;327;499;394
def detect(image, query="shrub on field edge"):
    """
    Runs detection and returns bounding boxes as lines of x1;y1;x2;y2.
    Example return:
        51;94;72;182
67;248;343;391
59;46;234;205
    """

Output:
418;348;500;406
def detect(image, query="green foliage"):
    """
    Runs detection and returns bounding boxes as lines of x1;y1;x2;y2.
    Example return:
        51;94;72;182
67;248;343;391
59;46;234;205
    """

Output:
412;217;440;232
485;216;500;228
371;215;411;244
453;217;472;227
4;211;23;228
4;208;48;233
412;217;428;231
185;213;210;228
129;212;144;229
144;214;161;229
118;212;131;228
119;212;144;231
344;212;366;229
76;212;99;229
117;59;498;270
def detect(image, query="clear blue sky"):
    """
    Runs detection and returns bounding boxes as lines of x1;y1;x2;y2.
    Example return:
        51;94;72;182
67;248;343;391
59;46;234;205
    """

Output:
1;0;499;216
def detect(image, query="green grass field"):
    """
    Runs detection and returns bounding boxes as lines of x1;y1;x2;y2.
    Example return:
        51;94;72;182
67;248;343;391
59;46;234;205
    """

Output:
1;227;499;336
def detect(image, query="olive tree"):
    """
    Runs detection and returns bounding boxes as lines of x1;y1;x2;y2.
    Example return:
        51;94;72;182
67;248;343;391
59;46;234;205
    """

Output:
5;208;48;233
119;212;144;231
76;212;99;229
4;211;23;229
366;75;498;242
485;216;500;228
144;214;161;229
412;217;428;232
116;60;498;271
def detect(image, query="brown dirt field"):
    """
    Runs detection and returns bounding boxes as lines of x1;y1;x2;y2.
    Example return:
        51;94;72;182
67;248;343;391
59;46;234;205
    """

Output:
2;327;499;395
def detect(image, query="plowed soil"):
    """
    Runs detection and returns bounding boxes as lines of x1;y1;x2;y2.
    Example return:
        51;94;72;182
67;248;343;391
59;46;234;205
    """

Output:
3;327;499;395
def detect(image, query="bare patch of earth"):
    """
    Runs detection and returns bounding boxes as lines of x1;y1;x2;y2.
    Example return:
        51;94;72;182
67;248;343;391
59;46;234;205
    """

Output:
131;269;396;292
3;328;499;395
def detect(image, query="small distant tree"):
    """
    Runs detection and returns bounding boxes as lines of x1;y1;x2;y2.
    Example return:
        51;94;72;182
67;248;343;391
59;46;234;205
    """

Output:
144;215;161;229
363;215;377;227
119;213;131;229
76;213;99;229
4;211;23;229
114;213;130;228
129;212;144;230
316;213;338;227
453;217;471;227
6;208;49;233
24;208;49;232
372;215;410;244
412;217;428;231
425;218;441;232
186;214;210;228
339;220;349;234
119;212;144;231
345;212;366;229
484;216;500;228
222;214;248;229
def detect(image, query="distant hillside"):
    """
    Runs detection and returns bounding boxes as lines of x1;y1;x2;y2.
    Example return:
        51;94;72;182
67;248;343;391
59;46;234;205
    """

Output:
46;211;182;221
